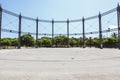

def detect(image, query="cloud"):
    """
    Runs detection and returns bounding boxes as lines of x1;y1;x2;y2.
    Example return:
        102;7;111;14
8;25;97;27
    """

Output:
109;25;118;29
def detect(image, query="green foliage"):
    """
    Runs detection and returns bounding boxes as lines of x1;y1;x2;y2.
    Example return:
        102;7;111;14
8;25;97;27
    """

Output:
1;38;11;46
54;36;62;47
79;37;83;47
69;37;77;47
103;38;117;48
86;37;94;47
40;37;51;47
11;38;18;46
0;33;118;48
69;37;80;47
61;36;69;46
38;39;42;47
54;36;69;47
93;38;99;47
1;38;12;49
21;34;35;47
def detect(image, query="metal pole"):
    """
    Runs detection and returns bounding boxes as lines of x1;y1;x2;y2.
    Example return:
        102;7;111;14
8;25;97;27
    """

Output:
117;4;120;49
67;19;69;48
82;17;85;48
36;17;38;48
18;14;22;49
98;12;103;49
52;19;54;48
90;37;92;48
0;6;2;49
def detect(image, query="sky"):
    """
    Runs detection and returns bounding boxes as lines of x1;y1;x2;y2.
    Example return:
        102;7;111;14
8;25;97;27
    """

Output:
0;0;120;38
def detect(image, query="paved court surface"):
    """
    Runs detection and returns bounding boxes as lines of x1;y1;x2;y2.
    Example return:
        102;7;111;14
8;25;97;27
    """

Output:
0;48;120;80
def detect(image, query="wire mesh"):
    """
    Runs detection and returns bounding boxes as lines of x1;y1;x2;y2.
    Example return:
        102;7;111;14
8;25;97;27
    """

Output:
0;6;119;48
1;12;18;38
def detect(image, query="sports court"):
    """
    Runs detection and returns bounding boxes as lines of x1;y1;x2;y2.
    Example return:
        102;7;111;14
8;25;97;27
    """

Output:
0;48;120;80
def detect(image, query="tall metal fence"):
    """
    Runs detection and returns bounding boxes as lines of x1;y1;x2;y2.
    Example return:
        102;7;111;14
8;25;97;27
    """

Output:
0;4;120;49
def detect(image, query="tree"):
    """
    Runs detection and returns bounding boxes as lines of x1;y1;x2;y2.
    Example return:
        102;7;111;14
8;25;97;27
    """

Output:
11;38;18;46
54;36;69;47
1;38;11;48
21;34;35;47
69;37;78;47
54;36;62;47
62;36;69;47
93;38;99;47
86;37;93;47
103;38;117;48
79;37;83;47
40;37;51;47
38;39;42;47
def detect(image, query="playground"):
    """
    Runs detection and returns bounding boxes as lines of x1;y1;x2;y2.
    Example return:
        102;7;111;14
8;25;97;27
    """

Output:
0;48;120;80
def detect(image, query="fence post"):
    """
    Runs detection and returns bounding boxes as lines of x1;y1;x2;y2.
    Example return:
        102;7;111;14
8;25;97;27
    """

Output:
36;17;38;48
67;19;69;48
82;17;85;48
0;6;2;49
98;12;103;49
52;19;54;48
117;4;120;49
18;14;22;49
90;37;92;48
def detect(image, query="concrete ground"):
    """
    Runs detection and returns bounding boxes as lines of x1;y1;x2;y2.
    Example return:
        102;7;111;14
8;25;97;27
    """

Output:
0;48;120;80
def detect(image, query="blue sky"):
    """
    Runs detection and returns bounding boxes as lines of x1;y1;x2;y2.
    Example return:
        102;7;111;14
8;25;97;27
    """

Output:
0;0;120;38
0;0;119;20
